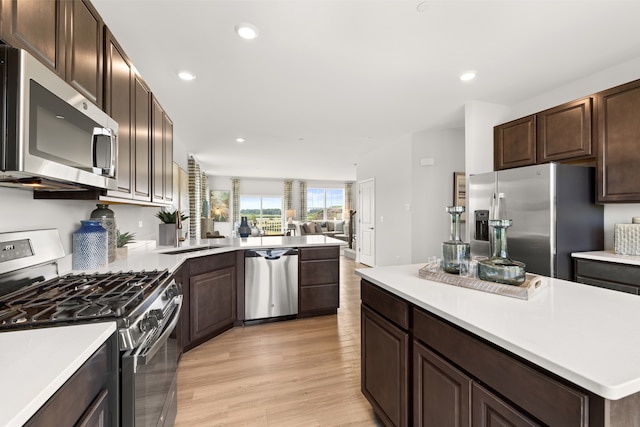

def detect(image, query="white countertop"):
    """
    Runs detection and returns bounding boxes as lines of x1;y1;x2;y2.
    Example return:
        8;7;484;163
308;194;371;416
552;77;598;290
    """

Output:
572;250;640;266
60;235;346;275
0;322;116;427
356;264;640;400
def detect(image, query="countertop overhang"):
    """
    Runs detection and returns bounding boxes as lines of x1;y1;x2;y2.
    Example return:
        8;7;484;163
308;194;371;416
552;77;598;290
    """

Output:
356;263;640;400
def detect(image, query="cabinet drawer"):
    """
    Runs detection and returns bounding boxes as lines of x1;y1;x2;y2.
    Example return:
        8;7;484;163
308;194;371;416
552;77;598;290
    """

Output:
300;259;339;285
575;258;640;289
361;280;409;330
300;284;339;312
189;251;236;276
413;308;588;427
299;246;340;261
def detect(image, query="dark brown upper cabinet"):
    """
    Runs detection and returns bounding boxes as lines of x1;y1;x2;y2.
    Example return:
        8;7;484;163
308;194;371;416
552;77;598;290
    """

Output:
0;0;63;71
103;27;134;199
1;0;104;106
64;0;103;105
537;97;593;163
133;75;152;202
596;79;640;203
495;97;595;171
494;115;537;170
151;97;174;204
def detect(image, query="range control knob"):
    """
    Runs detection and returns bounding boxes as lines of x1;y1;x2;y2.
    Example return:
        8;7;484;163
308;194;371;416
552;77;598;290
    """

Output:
164;284;179;300
150;309;164;320
139;315;159;332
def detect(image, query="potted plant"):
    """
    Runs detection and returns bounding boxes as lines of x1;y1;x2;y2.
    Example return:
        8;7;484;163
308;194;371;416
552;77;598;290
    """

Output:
115;229;135;261
156;209;188;246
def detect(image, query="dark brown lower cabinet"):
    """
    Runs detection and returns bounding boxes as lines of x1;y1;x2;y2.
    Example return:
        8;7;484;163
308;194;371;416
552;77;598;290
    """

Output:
360;279;633;427
189;265;236;343
299;246;340;317
413;341;471;427
182;251;239;351
361;305;409;427
472;383;540;427
574;258;640;295
26;333;117;426
413;340;542;427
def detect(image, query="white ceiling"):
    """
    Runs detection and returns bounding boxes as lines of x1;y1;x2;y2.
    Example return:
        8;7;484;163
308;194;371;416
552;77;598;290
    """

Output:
92;0;640;182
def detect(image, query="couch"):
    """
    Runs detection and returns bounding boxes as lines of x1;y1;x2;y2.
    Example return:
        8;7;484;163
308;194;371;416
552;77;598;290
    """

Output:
296;220;347;238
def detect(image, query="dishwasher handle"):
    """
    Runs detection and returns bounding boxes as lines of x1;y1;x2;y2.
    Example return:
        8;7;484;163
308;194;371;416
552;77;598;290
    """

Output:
245;248;297;260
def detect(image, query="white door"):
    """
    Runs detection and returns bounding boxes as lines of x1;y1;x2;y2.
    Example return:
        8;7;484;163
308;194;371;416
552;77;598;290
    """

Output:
359;178;375;266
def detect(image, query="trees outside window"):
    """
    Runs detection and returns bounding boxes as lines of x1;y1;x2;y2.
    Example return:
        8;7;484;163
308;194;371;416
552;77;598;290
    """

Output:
307;188;344;220
240;196;283;235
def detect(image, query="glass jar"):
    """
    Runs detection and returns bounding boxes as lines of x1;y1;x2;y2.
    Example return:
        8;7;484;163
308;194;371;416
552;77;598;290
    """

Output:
72;220;108;270
477;219;526;285
90;204;116;263
442;206;470;274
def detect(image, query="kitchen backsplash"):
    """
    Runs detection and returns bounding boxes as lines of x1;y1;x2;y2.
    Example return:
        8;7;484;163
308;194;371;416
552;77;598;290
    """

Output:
0;187;160;254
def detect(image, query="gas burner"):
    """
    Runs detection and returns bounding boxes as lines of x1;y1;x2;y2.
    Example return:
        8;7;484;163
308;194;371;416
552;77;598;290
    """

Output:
0;268;171;329
52;300;113;320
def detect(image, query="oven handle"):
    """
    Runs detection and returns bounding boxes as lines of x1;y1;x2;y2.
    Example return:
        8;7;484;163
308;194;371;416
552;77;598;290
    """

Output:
134;294;183;369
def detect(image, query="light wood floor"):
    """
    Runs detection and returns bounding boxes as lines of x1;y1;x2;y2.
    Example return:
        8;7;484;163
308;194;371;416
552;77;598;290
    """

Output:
175;256;382;426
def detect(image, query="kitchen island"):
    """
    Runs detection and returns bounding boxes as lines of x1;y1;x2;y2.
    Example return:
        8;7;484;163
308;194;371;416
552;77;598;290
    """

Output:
356;264;640;426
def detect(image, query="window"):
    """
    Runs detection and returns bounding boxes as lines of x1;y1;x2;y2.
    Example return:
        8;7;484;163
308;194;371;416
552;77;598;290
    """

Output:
307;187;344;220
240;195;283;235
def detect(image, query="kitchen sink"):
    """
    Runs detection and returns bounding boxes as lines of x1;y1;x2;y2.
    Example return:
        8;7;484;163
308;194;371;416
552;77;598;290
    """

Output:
160;245;222;255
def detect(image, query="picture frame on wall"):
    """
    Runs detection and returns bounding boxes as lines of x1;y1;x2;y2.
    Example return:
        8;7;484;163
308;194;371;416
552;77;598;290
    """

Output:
453;172;466;222
210;190;230;222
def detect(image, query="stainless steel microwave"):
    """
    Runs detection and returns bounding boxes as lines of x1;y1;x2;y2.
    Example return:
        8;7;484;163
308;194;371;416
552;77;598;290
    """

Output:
0;46;118;190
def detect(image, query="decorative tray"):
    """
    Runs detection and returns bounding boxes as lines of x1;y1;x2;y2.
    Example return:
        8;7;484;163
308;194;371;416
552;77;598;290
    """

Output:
418;266;545;300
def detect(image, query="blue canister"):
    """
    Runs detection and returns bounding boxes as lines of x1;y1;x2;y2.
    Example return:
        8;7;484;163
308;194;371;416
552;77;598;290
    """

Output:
72;220;108;270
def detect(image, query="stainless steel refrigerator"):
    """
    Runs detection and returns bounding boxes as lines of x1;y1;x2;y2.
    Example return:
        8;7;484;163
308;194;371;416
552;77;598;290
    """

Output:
468;163;604;280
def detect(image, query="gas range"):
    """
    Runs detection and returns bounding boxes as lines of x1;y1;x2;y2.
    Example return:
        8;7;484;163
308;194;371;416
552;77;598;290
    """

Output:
0;268;179;350
0;229;182;426
0;229;180;350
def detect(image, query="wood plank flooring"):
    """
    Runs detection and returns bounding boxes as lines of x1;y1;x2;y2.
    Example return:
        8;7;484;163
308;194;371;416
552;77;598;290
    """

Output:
175;256;381;426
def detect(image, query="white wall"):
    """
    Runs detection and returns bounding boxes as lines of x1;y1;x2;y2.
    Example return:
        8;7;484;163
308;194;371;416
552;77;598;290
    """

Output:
0;187;160;254
356;135;413;266
411;128;466;263
463;101;511;242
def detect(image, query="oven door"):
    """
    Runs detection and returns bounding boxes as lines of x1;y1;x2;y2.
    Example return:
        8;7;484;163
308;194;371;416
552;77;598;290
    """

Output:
121;295;182;427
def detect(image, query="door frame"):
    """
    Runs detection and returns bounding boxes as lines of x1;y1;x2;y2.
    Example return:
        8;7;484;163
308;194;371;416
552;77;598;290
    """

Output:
358;178;375;266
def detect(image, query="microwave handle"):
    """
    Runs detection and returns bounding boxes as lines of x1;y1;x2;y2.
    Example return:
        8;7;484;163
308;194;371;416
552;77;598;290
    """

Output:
92;127;117;177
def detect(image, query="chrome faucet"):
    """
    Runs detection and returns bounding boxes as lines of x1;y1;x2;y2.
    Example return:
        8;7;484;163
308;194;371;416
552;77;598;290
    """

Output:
175;211;183;247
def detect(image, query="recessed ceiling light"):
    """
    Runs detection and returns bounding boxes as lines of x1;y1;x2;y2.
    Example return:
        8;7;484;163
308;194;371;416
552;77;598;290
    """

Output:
416;1;431;12
235;138;245;143
235;23;259;40
460;72;476;82
178;71;196;81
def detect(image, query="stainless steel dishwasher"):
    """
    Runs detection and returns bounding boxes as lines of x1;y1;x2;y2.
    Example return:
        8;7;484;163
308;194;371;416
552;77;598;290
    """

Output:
244;248;298;322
